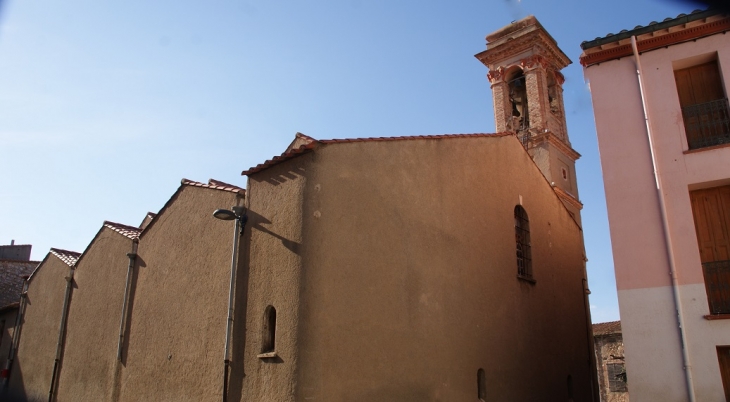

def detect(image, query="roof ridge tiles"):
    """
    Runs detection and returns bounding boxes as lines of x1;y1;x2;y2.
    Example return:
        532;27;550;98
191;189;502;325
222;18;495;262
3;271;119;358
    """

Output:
208;178;245;191
242;132;511;176
181;178;245;195
318;132;507;144
49;248;81;267
580;8;725;51
592;320;622;335
103;220;143;239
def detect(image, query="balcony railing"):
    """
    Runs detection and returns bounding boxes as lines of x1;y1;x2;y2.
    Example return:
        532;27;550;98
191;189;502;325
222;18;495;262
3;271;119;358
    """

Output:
703;260;730;315
682;98;730;150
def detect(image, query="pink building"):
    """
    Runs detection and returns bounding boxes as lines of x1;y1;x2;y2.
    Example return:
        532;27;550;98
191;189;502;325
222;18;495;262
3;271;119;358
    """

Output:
581;9;730;402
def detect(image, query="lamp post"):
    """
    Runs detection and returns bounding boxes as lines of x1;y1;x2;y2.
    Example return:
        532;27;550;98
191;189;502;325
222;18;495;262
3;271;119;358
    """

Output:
213;206;247;402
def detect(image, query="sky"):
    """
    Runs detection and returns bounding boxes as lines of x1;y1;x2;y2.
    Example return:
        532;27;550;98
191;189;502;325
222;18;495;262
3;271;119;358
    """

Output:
0;0;696;323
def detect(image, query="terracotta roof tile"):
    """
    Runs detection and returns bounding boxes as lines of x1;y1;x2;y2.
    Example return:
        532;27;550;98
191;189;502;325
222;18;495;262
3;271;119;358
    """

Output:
49;248;81;267
593;320;622;336
580;9;720;50
181;178;245;195
580;9;730;66
103;221;142;240
0;260;37;307
242;132;511;176
208;178;245;191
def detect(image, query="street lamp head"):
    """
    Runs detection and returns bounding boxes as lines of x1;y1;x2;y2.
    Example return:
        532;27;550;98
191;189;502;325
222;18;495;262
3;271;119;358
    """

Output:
213;209;237;221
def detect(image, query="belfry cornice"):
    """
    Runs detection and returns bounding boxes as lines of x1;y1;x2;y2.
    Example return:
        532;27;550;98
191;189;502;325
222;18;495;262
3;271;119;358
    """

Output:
554;187;583;210
475;30;571;72
531;131;581;161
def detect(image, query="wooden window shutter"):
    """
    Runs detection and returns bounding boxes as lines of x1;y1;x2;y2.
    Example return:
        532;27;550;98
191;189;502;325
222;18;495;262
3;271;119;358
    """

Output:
675;61;725;108
691;186;730;314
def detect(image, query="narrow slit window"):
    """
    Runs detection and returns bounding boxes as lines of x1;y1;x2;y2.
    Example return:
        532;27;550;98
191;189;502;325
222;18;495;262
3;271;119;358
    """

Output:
477;368;486;401
515;205;532;279
262;305;277;353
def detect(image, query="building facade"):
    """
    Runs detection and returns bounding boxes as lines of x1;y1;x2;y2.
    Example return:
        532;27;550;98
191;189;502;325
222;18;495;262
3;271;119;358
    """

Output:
581;9;730;401
7;248;80;401
0;243;39;385
593;321;629;402
240;132;595;401
2;17;599;402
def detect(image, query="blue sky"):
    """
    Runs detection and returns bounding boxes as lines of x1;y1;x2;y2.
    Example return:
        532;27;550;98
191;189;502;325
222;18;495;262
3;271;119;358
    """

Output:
0;0;694;323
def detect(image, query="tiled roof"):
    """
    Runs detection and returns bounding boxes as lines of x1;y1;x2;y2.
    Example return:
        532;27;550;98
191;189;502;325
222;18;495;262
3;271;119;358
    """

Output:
0;302;19;313
581;9;721;50
593;320;622;336
580;9;730;66
242;141;317;176
49;248;81;267
0;260;38;308
242;132;511;176
104;221;142;240
208;178;245;191
181;178;245;195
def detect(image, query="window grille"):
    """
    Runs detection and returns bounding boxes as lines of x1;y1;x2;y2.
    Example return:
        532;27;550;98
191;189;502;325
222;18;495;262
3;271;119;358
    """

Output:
607;363;628;392
514;205;532;279
682;98;730;150
703;260;730;314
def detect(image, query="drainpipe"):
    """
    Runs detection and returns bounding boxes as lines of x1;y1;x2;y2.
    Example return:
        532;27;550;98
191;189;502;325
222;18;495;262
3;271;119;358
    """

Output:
631;35;696;402
48;265;75;402
581;263;599;402
117;240;138;360
222;206;247;402
3;279;29;386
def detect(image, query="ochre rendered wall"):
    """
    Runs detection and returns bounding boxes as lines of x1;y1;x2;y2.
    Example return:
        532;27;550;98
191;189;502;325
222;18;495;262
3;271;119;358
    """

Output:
118;185;243;402
239;160;305;402
242;135;594;401
54;228;134;402
8;256;71;401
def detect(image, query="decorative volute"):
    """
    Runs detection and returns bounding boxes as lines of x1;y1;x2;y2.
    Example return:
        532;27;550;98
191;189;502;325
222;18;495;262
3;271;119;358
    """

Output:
475;16;583;224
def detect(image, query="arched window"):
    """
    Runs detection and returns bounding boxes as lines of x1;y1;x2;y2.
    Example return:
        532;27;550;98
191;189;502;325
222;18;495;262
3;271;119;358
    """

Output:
506;68;529;133
515;205;532;279
262;305;276;353
477;368;486;401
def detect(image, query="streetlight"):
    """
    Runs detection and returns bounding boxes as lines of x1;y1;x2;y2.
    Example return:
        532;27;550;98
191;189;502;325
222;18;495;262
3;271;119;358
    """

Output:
213;206;247;402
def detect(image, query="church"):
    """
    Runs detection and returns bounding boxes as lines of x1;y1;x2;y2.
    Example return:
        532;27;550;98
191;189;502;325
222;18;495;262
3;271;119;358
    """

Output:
4;16;597;402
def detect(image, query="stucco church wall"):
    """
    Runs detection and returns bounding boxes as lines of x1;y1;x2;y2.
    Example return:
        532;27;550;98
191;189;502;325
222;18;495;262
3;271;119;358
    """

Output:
118;185;242;402
258;136;593;401
239;160;306;402
54;227;134;402
8;256;71;402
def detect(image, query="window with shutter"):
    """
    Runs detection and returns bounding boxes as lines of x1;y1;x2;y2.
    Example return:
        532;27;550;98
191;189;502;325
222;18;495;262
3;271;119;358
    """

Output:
717;346;730;401
690;186;730;314
674;60;730;150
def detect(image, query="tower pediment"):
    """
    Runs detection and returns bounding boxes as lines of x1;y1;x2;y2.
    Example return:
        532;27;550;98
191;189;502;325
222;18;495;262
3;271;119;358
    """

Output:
475;16;571;72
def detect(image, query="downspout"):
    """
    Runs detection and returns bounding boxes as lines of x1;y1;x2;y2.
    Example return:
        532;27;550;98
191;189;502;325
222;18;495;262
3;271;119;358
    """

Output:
3;279;29;386
117;239;138;360
581;261;599;402
631;35;696;402
223;207;247;402
48;265;75;402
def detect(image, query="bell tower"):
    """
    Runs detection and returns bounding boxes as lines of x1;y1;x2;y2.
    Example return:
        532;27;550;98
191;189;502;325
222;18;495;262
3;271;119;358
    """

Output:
475;16;583;224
